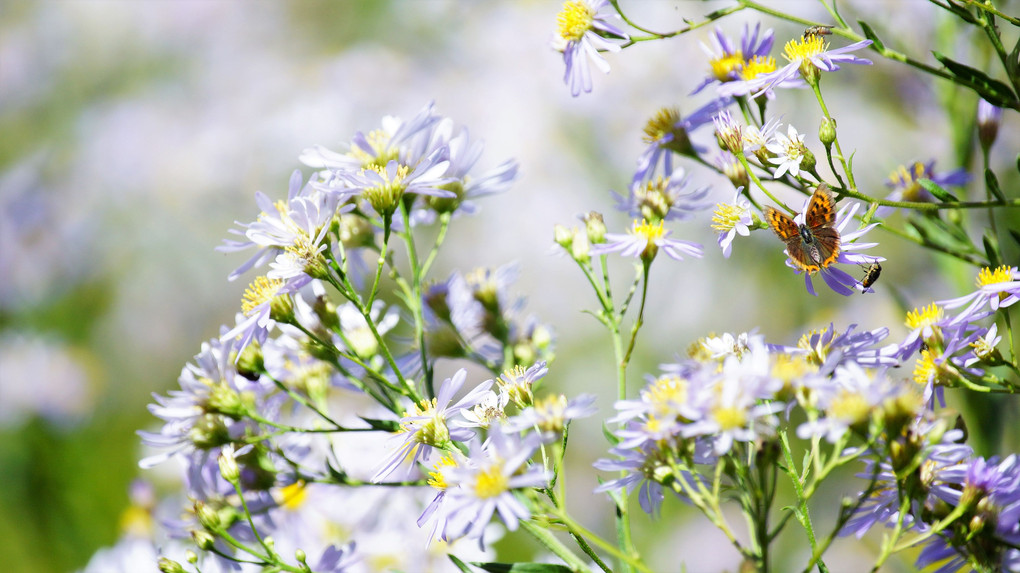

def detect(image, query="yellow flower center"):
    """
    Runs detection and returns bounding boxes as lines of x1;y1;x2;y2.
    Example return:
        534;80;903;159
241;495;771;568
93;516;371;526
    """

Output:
739;55;777;80
711;202;745;232
710;51;744;81
534;394;569;433
427;455;458;491
473;465;509;499
797;328;830;366
976;265;1012;288
782;35;827;62
912;349;938;386
280;481;308;511
828;390;870;424
631;219;665;241
643;375;687;409
712;405;747;430
887;162;927;200
557;1;595;42
241;276;284;316
362;163;411;214
642;107;682;144
905;303;944;330
348;129;398;169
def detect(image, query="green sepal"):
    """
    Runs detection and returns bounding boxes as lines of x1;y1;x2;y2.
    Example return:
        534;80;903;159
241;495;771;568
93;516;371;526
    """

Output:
985;169;1007;202
932;52;1019;108
857;21;885;51
471;562;574;573
601;421;620;446
918;178;959;202
982;231;1002;268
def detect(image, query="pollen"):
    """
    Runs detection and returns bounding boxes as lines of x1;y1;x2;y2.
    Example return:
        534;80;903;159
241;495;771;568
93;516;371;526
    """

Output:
280;481;308;511
473;465;509;499
710;52;744;81
782;35;827;62
631;219;665;241
711;202;745;231
905;303;944;330
976;265;1013;288
557;1;595;42
772;353;815;384
349;129;398;169
241;276;284;316
642;107;682;144
912;349;938;386
739;55;777;80
887;162;927;200
643;375;688;410
712;405;747;430
427;455;458;491
362;163;410;214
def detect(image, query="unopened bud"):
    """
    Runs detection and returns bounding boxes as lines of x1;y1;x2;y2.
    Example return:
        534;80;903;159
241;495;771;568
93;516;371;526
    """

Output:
158;557;185;573
553;224;574;249
800;147;817;174
218;446;241;483
192;529;216;550
313;295;340;332
977;99;1001;151
584;211;606;244
196;502;222;531
235;341;264;381
819;117;836;147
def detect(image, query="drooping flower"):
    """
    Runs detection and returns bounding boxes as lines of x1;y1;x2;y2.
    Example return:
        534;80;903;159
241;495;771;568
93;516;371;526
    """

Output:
632;98;733;184
884;160;970;204
553;0;630;97
746;34;872;95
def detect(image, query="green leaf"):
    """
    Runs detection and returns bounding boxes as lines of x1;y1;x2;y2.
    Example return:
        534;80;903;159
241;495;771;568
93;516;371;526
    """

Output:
1009;228;1020;248
932;52;1019;108
448;554;477;573
471;562;575;573
358;416;399;432
983;231;1002;267
601;421;620;446
918;178;959;202
857;20;885;51
985;169;1006;202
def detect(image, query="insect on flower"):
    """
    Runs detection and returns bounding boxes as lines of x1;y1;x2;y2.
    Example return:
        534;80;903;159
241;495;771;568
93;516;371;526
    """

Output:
763;184;840;273
860;262;882;292
802;25;833;39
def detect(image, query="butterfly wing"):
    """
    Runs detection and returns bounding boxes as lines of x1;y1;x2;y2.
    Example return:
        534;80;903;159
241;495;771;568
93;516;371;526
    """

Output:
763;206;799;241
804;184;840;267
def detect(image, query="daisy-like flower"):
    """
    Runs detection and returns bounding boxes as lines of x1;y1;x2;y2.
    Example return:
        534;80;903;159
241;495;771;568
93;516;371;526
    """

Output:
553;0;630;97
915;455;1020;573
883;159;970;204
139;336;272;469
747;34;872;95
714;151;748;189
911;324;984;408
939;265;1020;325
778;323;900;369
632;98;733;184
300;102;442;173
593;442;669;516
766;124;813;179
962;323;1003;368
218;170;317;282
612;166;712;223
413;118;520;221
897;302;952;359
438;427;549;544
220;277;295;358
776;199;885;297
711;187;753;258
459;389;510;429
796;363;905;443
741;116;782;162
504;393;597;440
691;23;775;95
372;369;492;482
335;151;455;218
713;110;743;154
495;361;548;409
590;219;703;262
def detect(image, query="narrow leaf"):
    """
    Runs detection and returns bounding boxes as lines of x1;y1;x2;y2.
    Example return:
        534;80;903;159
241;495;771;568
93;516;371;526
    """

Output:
1008;228;1020;248
918;178;959;202
985;169;1006;202
932;52;1019;108
358;416;399;432
448;555;476;573
471;562;574;573
857;20;885;51
983;231;1002;267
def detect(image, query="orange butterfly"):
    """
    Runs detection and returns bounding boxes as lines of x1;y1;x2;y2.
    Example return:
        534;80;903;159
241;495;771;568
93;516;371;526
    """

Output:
763;184;840;273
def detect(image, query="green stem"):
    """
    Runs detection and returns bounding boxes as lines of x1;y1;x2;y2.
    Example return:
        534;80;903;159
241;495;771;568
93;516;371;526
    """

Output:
809;81;856;190
520;520;594;573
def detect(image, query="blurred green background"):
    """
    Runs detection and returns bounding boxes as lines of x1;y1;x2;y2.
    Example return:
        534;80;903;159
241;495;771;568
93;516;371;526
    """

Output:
1;1;1017;572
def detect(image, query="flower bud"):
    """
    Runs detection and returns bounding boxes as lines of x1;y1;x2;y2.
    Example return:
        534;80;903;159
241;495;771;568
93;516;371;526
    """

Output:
235;341;264;381
313;295;340;332
195;502;222;531
977;98;1001;151
583;211;606;244
800;147;817;174
570;230;590;264
269;292;295;325
553;224;574;249
295;549;308;565
218;446;241;483
158;557;186;573
185;550;198;564
818;117;836;147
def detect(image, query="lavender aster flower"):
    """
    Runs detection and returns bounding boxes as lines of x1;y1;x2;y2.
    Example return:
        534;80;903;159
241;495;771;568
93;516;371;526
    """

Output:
553;0;630;97
612;166;712;223
633;98;733;184
747;35;872;96
590;219;703;262
504;393;597;440
372;369;491;482
711;187;753;258
439;427;549;544
336;151;455;218
884;159;970;205
939;265;1020;325
691;23;775;95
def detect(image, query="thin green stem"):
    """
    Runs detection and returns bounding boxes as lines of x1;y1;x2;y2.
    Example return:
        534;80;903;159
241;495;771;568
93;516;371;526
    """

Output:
809;82;856;190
